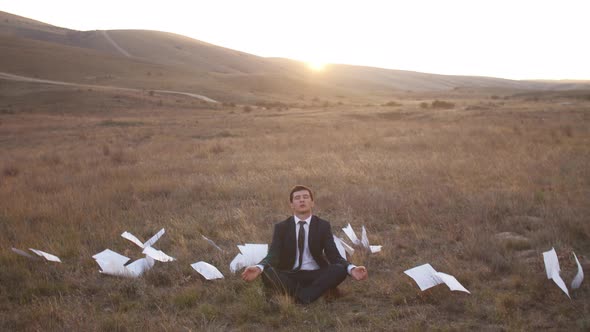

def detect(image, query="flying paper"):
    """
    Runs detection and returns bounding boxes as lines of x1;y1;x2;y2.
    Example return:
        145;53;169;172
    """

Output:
543;247;570;298
361;226;382;254
142;246;176;262
571;252;584;290
191;261;224;280
404;263;470;294
202;235;223;251
342;224;361;245
333;235;347;259
121;228;165;249
230;243;268;273
29;248;62;263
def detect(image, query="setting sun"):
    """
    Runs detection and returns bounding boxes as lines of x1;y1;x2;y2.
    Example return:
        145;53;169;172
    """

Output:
307;61;326;71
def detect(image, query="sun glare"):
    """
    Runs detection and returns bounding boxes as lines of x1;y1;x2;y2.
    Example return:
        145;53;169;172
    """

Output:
307;61;326;71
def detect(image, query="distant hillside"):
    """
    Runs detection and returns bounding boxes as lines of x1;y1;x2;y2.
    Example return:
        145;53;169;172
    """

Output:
1;10;589;102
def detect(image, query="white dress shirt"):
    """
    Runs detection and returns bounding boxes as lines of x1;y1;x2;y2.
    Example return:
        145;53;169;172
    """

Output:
293;215;320;271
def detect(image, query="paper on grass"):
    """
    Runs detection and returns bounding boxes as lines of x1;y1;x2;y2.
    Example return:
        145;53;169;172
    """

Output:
11;247;36;259
342;224;361;246
121;232;145;248
142;246;176;262
370;245;382;253
93;249;130;276
121;228;165;249
543;247;570;298
361;226;382;253
125;256;155;277
404;263;470;294
191;261;224;280
571;252;584;290
202;235;223;251
143;228;165;248
93;249;131;266
29;248;62;263
92;249;154;278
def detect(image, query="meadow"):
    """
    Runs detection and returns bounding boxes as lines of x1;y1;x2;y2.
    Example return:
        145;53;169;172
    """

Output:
1;82;589;331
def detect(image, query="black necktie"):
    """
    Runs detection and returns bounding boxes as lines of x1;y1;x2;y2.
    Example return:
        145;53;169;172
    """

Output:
295;221;305;271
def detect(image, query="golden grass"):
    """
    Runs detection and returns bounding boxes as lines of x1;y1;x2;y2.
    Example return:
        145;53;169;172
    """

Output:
1;84;589;330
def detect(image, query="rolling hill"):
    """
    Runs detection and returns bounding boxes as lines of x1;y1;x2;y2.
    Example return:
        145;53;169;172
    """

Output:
1;10;588;102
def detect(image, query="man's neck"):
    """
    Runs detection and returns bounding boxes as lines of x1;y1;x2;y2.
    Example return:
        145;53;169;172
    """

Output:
294;213;312;221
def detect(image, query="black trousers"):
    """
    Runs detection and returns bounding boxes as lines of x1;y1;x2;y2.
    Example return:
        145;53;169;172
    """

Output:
261;264;348;304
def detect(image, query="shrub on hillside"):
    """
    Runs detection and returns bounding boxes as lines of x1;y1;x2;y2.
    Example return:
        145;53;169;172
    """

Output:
383;101;402;107
431;100;455;109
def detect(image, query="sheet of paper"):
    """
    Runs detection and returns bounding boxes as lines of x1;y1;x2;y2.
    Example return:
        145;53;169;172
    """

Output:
126;257;155;277
93;249;131;275
404;263;441;291
230;253;245;273
436;272;470;294
202;235;223;251
571;252;584;290
121;231;145;248
237;244;268;266
142;246;175;262
95;259;130;276
93;249;154;278
333;235;347;259
92;249;131;266
339;238;355;256
29;248;62;263
552;274;570;298
143;228;165;248
121;228;165;248
542;247;570;298
370;245;382;254
342;223;361;245
191;261;224;280
543;247;560;279
11;247;36;259
361;226;370;249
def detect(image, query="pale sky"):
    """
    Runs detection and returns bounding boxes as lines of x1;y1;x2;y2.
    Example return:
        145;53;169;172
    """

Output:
2;0;589;80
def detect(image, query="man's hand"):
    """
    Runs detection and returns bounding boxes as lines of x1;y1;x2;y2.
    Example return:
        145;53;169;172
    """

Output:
351;266;368;281
241;266;262;282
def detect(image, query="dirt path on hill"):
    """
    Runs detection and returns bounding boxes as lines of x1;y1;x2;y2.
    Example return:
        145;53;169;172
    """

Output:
101;30;132;57
0;72;218;103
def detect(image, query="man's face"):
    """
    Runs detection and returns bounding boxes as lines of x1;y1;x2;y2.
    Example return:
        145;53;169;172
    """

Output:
290;190;314;215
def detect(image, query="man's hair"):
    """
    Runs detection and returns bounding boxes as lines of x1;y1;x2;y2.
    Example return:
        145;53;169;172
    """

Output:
289;185;314;202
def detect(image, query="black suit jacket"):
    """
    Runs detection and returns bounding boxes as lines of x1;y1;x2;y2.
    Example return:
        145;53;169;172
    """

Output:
259;215;350;271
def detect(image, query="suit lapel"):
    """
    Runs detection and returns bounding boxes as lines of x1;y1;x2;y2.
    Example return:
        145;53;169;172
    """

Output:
309;215;319;256
285;216;296;262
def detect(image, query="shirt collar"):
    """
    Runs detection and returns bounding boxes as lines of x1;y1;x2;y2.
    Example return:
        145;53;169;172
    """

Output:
294;215;312;224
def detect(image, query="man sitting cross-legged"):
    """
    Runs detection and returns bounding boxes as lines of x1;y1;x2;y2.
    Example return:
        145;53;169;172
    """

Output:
241;185;368;304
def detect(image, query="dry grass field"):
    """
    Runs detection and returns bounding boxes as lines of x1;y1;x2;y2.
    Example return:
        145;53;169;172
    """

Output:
1;81;589;331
